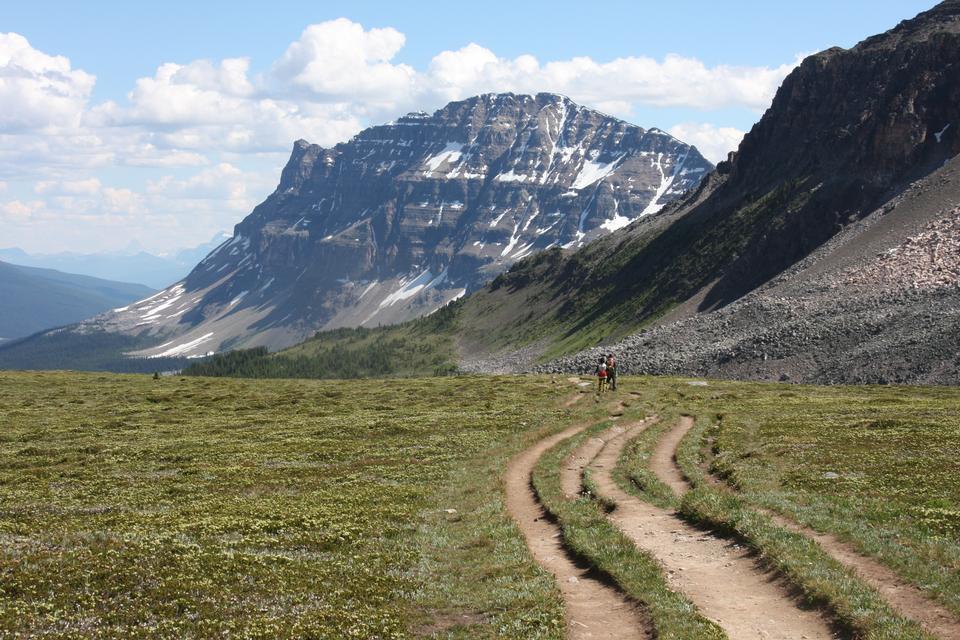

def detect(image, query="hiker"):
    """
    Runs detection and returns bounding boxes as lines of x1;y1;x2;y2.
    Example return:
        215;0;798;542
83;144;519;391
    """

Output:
606;353;617;391
595;356;608;393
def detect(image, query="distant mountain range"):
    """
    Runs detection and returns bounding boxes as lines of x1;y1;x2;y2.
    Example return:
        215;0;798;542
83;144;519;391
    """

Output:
0;232;230;290
0;261;154;342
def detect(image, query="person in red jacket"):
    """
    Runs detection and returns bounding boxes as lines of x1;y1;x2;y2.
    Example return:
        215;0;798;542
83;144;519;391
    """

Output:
595;356;608;393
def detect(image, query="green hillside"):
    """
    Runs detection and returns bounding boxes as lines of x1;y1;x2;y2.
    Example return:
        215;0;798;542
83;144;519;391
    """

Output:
184;300;461;379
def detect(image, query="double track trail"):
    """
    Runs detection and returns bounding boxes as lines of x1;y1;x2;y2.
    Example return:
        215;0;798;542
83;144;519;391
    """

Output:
503;412;650;639
505;391;829;639
506;385;959;639
575;418;835;639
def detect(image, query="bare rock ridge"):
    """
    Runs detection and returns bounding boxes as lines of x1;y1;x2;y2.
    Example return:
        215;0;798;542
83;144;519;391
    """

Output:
530;1;960;384
84;93;711;359
689;0;960;310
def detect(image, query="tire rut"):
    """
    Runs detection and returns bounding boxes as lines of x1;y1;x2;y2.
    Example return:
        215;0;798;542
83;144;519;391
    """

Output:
504;407;650;639
585;418;837;640
701;442;960;639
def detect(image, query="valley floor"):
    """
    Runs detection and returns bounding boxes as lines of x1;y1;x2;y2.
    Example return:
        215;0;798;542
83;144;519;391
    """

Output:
0;372;958;638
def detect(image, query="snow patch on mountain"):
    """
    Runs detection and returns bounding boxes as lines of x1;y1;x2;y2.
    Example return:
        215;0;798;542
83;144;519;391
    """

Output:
934;123;951;143
572;153;627;190
150;332;215;358
423;143;465;176
378;270;436;309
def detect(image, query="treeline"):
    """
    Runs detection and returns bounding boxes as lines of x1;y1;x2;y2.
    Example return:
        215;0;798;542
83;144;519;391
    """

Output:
183;299;465;379
0;329;193;373
182;335;457;379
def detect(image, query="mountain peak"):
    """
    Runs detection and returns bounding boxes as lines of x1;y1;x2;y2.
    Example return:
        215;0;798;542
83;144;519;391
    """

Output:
836;0;960;54
73;92;713;358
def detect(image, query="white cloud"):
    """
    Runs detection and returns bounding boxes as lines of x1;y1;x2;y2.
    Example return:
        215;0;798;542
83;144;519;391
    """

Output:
0;131;115;180
88;57;364;153
668;123;748;164
146;162;268;211
101;187;144;214
0;199;44;222
0;181;6;193
1;20;796;171
423;45;799;115
271;19;415;104
92;59;254;127
1;166;270;253
0;32;95;133
35;177;102;195
86;20;797;155
122;145;209;168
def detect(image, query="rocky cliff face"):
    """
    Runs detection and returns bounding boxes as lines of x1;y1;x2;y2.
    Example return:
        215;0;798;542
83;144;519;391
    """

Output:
536;154;960;385
704;0;960;305
93;93;711;357
522;1;960;384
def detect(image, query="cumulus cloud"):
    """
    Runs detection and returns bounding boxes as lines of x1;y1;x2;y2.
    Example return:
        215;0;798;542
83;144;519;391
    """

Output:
0;199;44;222
271;19;414;104
91;59;255;127
0;32;95;133
14;181;143;222
35;178;102;195
88;57;364;153
101;187;144;214
424;45;798;114
122;145;209;168
3;20;796;165
85;20;797;154
146;162;271;212
2;165;272;253
0;33;211;178
668;123;748;164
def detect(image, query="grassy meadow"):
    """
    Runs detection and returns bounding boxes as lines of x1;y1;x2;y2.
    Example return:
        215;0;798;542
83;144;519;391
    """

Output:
0;371;576;639
1;370;957;638
701;383;960;616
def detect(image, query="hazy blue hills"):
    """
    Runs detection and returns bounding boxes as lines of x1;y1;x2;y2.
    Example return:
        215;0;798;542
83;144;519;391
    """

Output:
0;260;154;342
0;232;229;290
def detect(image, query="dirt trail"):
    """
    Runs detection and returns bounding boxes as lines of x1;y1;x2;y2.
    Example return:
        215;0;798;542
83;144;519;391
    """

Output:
560;404;627;498
562;392;586;408
586;418;836;640
504;409;650;639
701;445;960;638
562;431;612;499
768;514;960;640
649;414;694;494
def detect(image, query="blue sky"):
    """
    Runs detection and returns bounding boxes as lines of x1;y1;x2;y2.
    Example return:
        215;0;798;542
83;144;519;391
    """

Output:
0;1;937;254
